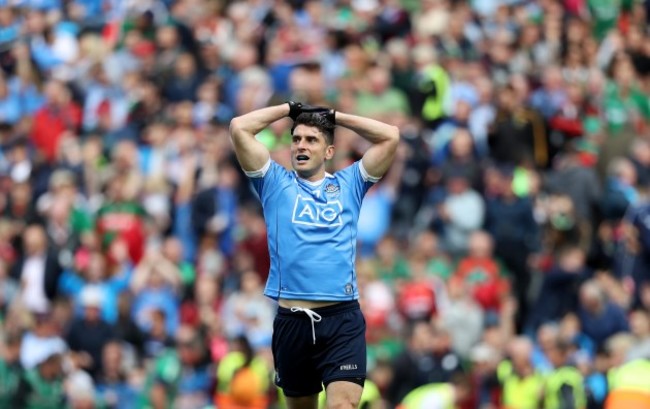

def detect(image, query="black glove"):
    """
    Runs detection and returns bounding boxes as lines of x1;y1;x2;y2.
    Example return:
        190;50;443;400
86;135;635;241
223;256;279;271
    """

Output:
287;101;336;125
315;107;336;125
287;101;303;121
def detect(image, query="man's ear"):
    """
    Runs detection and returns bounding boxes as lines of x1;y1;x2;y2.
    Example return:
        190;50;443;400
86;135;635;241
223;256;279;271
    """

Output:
325;145;335;160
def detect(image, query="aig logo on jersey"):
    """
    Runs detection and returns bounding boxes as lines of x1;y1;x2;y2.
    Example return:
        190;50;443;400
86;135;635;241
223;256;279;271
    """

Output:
292;195;342;227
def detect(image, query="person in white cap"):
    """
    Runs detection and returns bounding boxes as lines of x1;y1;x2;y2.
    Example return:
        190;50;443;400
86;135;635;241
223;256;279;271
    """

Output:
15;338;66;409
65;286;115;378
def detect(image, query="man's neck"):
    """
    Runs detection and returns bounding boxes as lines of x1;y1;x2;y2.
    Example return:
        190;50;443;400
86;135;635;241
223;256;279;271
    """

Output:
296;170;327;184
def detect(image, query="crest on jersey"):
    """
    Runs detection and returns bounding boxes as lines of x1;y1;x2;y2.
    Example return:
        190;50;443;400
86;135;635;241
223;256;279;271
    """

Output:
324;183;340;199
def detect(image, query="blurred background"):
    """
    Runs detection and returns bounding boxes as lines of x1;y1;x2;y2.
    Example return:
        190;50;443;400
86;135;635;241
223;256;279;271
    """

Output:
0;0;649;408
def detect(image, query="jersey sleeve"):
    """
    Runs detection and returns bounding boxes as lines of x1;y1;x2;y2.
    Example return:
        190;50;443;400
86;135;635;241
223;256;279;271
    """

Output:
336;160;379;203
244;159;291;205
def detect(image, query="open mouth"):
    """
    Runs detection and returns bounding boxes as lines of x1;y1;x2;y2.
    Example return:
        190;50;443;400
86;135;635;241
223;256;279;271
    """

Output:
296;154;309;163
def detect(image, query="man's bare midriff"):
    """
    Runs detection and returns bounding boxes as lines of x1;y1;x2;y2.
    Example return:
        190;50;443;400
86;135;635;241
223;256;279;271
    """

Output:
278;299;342;309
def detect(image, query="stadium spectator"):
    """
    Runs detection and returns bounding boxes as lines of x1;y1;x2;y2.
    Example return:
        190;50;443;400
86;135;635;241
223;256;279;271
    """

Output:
15;339;66;409
0;331;22;406
95;340;138;409
65;286;115;378
11;223;62;314
138;325;213;409
578;280;630;348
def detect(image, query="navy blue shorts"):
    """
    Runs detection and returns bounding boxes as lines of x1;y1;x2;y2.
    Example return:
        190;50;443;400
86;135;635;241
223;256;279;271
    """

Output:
272;300;367;397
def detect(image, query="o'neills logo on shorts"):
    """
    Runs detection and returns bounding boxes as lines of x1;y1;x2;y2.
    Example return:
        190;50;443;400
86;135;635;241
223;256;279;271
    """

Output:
340;364;358;370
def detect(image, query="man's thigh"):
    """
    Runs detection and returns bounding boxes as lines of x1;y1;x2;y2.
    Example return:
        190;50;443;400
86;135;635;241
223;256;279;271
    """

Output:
272;313;323;397
316;306;367;385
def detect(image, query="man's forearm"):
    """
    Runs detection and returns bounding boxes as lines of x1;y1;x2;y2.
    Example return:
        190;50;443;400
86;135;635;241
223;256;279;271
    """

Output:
230;104;288;171
230;104;290;137
335;112;399;144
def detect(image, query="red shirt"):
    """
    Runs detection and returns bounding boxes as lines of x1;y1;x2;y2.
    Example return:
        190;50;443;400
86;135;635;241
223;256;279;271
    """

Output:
453;257;510;311
30;103;82;162
397;280;437;320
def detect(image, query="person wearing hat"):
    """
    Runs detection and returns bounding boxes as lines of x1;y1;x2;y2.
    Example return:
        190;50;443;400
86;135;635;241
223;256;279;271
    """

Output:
14;339;66;409
19;312;66;370
65;286;115;379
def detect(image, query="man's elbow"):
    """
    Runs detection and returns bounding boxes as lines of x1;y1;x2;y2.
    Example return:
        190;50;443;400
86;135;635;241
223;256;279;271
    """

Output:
229;116;244;135
387;125;400;147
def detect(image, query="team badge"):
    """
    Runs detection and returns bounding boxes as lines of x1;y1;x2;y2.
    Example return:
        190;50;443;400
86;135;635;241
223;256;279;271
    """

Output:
345;283;353;294
324;183;340;198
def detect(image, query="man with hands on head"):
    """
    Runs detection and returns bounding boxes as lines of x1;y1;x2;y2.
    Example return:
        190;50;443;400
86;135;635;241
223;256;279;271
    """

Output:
229;101;399;409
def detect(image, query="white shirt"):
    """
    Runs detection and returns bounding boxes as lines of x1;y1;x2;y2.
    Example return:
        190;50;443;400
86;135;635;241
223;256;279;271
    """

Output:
21;255;50;313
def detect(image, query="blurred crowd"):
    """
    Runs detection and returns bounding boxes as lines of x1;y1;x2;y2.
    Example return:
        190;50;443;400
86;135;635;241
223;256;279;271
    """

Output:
0;0;649;408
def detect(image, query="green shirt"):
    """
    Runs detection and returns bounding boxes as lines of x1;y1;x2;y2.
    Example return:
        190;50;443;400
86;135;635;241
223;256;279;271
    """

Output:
603;81;650;133
179;262;196;287
588;0;622;39
255;129;291;151
356;88;411;118
544;366;586;409
400;383;455;409
138;351;181;409
216;351;269;394
18;369;65;409
376;257;411;283
497;360;544;409
70;207;93;234
0;359;21;407
427;258;454;281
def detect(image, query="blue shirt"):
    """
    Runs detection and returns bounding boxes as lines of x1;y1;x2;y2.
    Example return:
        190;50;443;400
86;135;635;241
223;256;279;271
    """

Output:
357;185;394;258
132;287;179;336
248;159;376;301
96;382;138;409
0;22;19;44
0;92;22;125
4;0;61;10
58;267;132;324
9;77;45;115
71;0;103;19
578;302;630;347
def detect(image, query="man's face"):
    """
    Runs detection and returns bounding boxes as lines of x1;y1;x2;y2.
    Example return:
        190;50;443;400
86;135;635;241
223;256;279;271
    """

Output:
447;177;468;195
178;339;201;365
290;124;334;180
24;226;46;256
546;345;565;368
84;306;101;323
40;355;62;380
411;323;434;353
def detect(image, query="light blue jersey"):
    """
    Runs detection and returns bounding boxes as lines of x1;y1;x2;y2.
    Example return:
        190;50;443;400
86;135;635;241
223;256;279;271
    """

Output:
246;159;378;301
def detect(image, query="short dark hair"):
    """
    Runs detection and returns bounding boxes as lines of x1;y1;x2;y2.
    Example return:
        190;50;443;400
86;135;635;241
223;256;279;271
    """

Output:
291;113;335;145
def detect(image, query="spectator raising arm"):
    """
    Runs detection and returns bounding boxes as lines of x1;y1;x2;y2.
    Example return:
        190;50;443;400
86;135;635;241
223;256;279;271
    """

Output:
130;252;181;294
